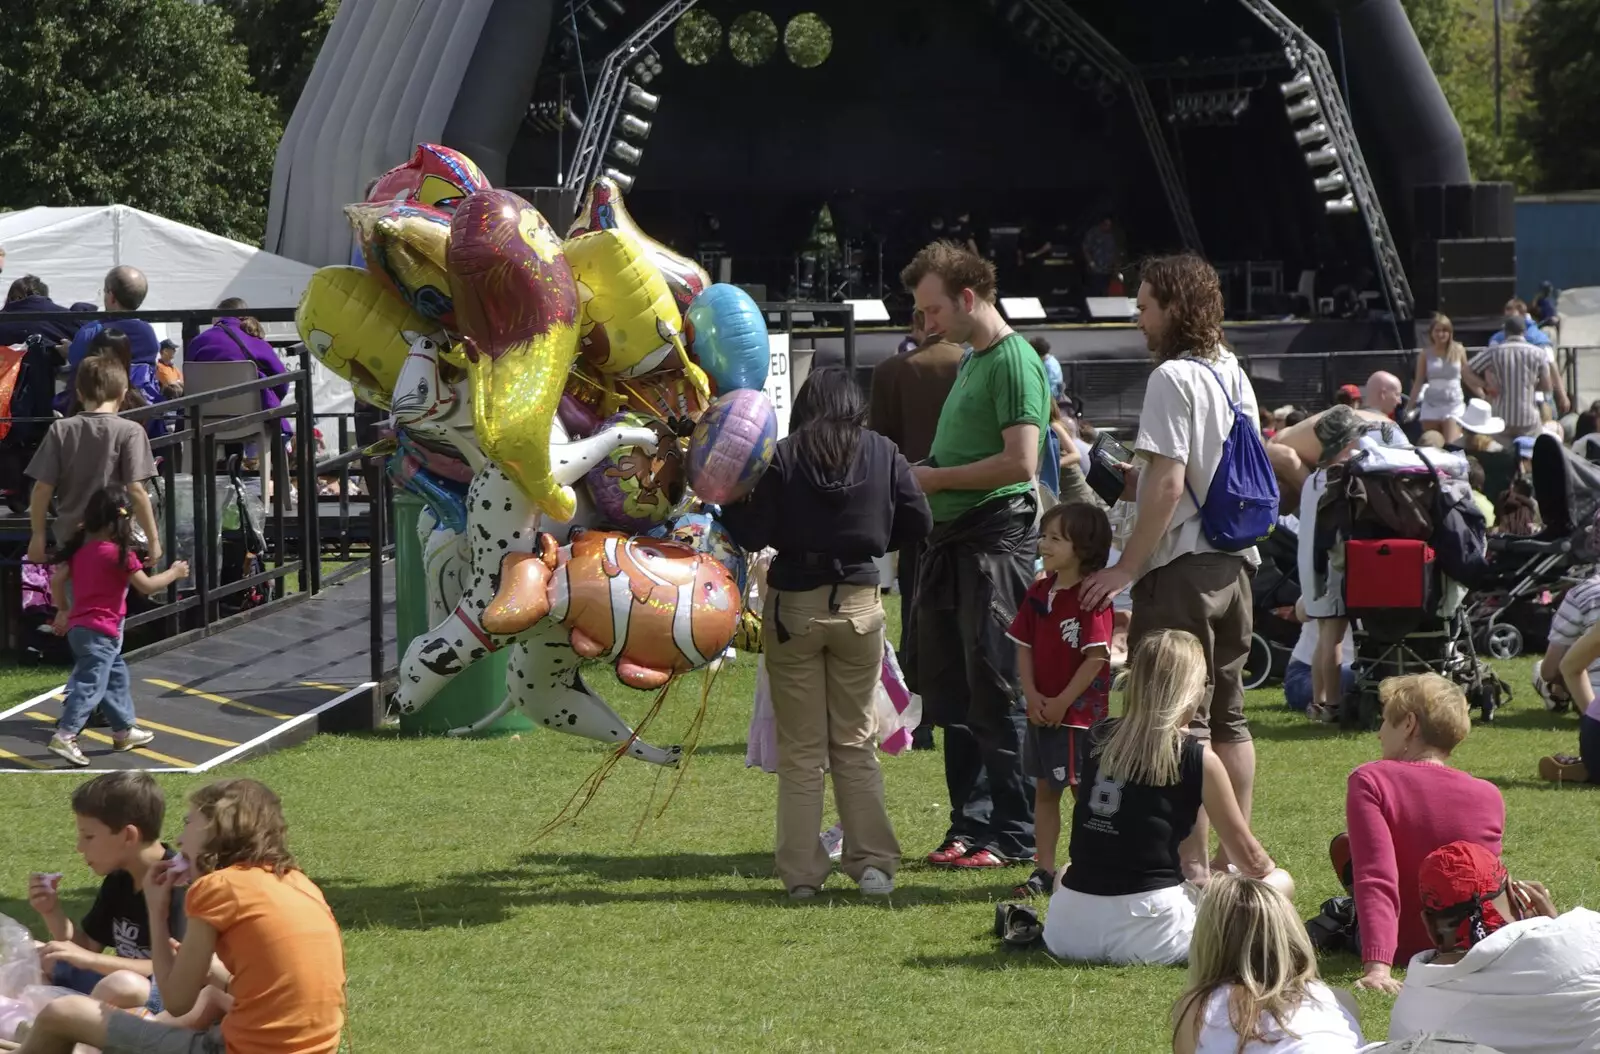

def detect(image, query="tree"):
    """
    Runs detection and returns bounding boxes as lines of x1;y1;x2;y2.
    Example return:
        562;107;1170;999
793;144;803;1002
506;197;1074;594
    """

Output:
212;0;341;119
0;0;282;244
1518;0;1600;191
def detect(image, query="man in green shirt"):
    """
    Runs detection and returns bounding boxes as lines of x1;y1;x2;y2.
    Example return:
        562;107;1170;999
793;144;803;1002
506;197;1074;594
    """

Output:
901;240;1050;871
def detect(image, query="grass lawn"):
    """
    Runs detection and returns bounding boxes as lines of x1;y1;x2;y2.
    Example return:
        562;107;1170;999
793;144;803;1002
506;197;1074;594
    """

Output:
0;598;1594;1052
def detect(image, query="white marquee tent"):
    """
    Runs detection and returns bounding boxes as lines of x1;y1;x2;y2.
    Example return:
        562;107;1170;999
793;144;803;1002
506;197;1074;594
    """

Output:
0;205;354;417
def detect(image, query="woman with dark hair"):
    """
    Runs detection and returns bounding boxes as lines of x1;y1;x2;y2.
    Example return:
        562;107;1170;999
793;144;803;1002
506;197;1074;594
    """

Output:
721;367;932;899
67;329;147;415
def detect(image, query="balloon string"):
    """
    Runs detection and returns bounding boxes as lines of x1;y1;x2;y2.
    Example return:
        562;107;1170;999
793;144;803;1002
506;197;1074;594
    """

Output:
654;659;719;820
532;678;673;843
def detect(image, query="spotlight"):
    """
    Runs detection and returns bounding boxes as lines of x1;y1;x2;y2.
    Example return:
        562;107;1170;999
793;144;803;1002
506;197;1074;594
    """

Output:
1325;194;1358;215
1052;48;1080;75
624;84;660;113
636;69;655;85
618;113;652;140
603;167;636;193
1003;2;1026;26
582;7;608;33
1304;144;1339;167
1021;16;1043;37
1294;121;1329;146
1229;92;1250;120
1280;72;1313;98
1314;170;1348;194
1286;96;1320;122
1074;64;1097;90
601;0;625;15
567;107;585;133
1097;81;1118;108
609;140;643;165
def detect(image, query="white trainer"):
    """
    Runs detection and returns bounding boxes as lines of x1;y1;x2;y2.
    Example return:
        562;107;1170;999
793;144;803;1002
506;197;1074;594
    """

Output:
858;867;894;896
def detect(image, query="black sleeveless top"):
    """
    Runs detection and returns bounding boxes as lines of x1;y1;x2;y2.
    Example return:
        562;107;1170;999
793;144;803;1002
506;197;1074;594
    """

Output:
1062;721;1205;896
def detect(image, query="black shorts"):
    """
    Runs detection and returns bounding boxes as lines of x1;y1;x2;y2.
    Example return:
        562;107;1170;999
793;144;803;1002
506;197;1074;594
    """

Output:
1023;724;1089;791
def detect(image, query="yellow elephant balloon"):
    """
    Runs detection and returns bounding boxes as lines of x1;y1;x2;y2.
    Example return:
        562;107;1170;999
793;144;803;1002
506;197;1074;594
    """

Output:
295;266;434;408
563;228;690;379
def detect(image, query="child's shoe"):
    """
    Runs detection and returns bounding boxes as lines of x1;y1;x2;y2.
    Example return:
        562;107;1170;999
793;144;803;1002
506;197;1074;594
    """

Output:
112;727;155;751
1012;867;1054;898
47;733;89;767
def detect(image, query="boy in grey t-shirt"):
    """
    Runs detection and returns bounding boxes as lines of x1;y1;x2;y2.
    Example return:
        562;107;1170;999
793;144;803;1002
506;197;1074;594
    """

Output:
26;355;161;562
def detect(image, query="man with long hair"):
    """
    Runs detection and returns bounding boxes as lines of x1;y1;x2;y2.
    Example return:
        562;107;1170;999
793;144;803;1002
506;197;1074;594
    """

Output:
1082;253;1261;884
900;241;1051;870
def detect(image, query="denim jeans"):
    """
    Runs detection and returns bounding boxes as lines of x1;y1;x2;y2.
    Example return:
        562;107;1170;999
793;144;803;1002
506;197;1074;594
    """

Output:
1580;713;1600;784
59;627;135;736
1283;660;1357;712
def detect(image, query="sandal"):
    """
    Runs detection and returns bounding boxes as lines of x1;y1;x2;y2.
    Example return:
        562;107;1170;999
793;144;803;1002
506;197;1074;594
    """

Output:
995;903;1043;948
1012;867;1054;898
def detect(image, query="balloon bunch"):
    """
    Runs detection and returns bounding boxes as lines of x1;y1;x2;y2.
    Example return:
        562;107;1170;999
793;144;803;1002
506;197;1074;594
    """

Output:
295;146;781;766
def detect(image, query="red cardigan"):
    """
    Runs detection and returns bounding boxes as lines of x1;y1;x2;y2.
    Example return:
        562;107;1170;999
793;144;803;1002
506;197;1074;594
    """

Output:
1345;759;1505;965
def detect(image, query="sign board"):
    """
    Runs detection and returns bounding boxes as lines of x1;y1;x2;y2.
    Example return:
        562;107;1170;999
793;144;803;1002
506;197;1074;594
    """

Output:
763;333;792;438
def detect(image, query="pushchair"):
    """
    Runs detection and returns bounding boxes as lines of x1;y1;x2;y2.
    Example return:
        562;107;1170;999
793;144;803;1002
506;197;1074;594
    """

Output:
1466;434;1600;659
1243;523;1302;690
1313;447;1507;729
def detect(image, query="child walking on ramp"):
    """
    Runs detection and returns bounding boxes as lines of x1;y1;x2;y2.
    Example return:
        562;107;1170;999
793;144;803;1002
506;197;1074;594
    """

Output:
47;486;188;767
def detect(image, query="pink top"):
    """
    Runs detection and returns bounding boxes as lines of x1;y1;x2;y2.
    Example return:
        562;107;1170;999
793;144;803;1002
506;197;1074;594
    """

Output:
1346;759;1505;965
66;541;142;640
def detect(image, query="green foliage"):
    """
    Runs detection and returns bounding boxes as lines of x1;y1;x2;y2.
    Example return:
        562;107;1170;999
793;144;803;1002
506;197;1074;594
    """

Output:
1518;0;1600;191
213;0;341;119
0;0;282;244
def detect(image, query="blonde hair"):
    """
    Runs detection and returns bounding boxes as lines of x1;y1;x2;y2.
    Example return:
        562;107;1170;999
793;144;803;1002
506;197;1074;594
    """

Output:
1379;673;1471;753
1096;630;1207;786
188;778;299;877
1430;313;1467;367
1418;430;1446;449
1175;874;1322;1054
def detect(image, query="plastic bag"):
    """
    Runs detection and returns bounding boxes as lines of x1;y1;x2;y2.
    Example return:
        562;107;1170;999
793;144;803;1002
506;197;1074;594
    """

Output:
0;913;37;998
0;996;28;1043
872;642;921;756
745;655;778;774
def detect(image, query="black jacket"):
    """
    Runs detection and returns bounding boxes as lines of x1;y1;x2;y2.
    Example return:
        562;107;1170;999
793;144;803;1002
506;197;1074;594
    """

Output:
0;295;78;346
720;428;932;592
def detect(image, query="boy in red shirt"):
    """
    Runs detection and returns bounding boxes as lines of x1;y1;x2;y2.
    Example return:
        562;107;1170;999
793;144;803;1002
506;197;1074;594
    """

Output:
1007;503;1114;897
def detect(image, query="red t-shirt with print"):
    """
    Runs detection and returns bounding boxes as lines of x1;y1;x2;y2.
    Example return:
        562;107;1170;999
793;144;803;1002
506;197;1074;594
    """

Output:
1006;574;1113;728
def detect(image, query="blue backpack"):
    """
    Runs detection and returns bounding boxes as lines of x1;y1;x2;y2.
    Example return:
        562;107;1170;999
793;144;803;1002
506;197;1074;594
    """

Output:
1183;358;1277;552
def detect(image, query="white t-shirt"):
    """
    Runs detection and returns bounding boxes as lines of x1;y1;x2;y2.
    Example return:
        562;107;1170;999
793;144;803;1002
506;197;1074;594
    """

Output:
1388;908;1600;1053
1289;619;1356;666
1195;981;1364;1054
1133;348;1261;573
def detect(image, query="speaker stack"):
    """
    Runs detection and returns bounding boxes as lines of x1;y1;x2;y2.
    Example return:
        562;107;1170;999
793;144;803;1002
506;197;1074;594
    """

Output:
1411;182;1516;319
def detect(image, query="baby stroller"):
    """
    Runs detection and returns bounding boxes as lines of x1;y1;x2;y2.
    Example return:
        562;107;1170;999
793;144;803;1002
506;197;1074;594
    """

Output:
1466;434;1600;658
1244;523;1302;690
1314;448;1507;729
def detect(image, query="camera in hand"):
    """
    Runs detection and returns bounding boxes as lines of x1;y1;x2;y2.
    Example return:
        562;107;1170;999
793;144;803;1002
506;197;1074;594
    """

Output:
1086;433;1134;505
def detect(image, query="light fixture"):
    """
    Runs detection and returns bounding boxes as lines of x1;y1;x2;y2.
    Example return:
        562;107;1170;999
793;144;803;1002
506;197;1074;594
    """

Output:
566;107;585;132
603;167;636;193
608;140;643;165
601;0;625;15
1314;170;1348;194
1294;121;1328;146
1286;96;1320;122
1304;144;1339;167
582;7;607;33
1325;194;1358;215
1052;48;1080;74
624;84;660;113
618;113;651;140
1074;64;1097;90
1280;72;1313;98
1097;81;1118;108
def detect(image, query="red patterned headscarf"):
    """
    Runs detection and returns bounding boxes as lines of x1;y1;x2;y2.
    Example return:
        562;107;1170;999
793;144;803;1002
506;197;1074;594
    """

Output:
1418;841;1510;949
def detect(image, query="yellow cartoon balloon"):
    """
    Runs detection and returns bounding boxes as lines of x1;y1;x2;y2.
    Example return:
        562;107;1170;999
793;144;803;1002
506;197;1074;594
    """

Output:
343;201;456;331
563;229;690;380
295;266;434;409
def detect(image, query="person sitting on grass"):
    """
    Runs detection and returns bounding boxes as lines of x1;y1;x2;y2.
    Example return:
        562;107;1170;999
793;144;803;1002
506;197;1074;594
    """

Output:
1042;630;1291;965
1387;841;1600;1052
28;771;186;1014
1171;873;1366;1054
1333;674;1505;995
1006;502;1114;898
1538;616;1600;785
15;778;346;1054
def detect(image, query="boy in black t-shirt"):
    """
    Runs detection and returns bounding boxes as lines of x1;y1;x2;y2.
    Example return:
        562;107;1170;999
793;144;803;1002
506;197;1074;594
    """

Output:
28;771;186;1012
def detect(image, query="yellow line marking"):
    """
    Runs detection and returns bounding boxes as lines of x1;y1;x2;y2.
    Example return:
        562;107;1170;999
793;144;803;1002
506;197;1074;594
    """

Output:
298;681;349;693
123;720;237;748
23;713;195;768
143;679;290;721
0;746;48;770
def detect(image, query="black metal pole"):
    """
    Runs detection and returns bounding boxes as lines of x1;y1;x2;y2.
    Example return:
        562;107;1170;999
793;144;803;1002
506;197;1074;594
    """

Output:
337;414;352;562
189;409;210;630
296;352;320;595
368;457;385;692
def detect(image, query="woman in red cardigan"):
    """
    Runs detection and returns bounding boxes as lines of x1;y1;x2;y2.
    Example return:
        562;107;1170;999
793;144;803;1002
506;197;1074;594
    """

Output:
1339;673;1504;994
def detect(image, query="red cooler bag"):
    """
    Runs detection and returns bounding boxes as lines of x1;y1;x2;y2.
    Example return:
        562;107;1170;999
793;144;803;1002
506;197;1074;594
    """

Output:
1345;539;1435;609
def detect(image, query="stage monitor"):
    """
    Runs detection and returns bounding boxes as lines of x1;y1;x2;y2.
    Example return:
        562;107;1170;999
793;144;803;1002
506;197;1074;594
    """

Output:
1000;297;1047;321
1086;296;1137;321
844;299;890;322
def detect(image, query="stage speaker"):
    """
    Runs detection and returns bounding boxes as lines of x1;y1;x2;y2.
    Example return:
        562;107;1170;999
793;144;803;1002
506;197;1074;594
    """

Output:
520;186;580;229
1444;184;1475;239
1411;238;1517;317
1437;276;1517;318
1413;184;1447;242
1471;182;1515;240
1413;182;1516;241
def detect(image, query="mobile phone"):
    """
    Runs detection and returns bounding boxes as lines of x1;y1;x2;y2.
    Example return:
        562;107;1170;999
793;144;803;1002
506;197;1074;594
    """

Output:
1086;433;1133;504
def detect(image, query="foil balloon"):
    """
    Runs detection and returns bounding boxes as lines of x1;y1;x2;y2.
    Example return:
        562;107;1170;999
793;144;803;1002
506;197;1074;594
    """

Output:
667;510;747;595
369;143;490;212
614;365;712;424
687;389;778;505
583;411;684;533
568;176;710;316
296;265;434;408
482;530;741;690
685;284;770;393
344;201;455;329
564;229;689;379
448;189;582;522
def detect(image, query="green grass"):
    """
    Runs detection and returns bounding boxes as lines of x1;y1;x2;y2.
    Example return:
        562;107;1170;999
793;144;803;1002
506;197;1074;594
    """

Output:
0;600;1594;1052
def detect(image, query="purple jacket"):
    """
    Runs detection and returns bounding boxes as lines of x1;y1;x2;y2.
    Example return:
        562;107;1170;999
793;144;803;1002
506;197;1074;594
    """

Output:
184;318;291;433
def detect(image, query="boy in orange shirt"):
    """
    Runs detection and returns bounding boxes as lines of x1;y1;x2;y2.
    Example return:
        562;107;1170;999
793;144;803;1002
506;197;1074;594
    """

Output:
15;778;346;1054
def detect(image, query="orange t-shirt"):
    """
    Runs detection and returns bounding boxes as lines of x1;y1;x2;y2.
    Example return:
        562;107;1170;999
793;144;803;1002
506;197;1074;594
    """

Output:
184;866;345;1054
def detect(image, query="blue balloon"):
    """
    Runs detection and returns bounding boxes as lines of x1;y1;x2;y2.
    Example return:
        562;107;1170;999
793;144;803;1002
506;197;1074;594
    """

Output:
685;284;769;393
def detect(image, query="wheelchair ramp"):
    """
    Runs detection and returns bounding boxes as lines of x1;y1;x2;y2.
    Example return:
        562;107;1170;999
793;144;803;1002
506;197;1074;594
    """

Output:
0;565;395;773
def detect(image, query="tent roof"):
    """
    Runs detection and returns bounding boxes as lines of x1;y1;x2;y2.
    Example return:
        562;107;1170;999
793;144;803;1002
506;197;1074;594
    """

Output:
0;205;315;311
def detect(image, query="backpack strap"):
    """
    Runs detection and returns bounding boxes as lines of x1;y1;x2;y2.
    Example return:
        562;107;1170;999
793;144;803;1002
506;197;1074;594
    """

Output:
1179;355;1246;512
